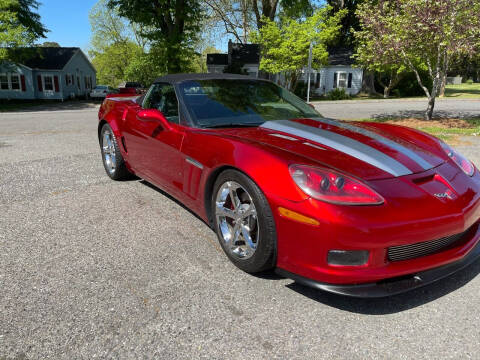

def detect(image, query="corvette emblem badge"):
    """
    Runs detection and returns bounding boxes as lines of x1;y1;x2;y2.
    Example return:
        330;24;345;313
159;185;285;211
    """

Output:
434;190;454;200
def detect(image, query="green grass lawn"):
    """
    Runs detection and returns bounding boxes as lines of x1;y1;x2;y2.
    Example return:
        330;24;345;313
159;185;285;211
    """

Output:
355;117;480;144
444;83;480;98
310;83;480;101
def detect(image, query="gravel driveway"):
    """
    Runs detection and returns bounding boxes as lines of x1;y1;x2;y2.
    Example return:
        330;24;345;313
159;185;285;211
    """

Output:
1;107;480;359
313;98;480;120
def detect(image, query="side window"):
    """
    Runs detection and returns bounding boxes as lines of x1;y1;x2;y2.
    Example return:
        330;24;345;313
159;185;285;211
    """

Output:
143;83;179;123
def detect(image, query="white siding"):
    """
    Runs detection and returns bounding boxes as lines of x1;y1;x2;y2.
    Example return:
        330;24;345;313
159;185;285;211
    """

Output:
314;66;363;95
207;65;226;74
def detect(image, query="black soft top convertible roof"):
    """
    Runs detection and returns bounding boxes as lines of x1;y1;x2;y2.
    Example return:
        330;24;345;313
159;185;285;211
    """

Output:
153;73;258;84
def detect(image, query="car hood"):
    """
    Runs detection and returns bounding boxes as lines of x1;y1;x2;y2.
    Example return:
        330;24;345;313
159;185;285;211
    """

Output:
214;118;447;180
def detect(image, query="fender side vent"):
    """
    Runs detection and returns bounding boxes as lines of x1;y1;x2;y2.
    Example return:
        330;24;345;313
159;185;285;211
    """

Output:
121;136;128;153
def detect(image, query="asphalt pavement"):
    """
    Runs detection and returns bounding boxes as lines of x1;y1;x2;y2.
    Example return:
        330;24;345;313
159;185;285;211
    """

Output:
1;106;480;359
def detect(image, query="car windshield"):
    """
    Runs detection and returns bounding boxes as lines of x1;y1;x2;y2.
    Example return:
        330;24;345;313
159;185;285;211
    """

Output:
178;79;320;128
95;86;107;90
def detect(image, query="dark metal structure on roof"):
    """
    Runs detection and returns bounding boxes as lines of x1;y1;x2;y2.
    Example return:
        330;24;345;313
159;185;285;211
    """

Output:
206;54;228;66
154;73;259;84
206;41;260;67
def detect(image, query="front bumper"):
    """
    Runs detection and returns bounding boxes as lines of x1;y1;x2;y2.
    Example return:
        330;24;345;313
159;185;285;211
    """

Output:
276;234;480;297
267;162;480;295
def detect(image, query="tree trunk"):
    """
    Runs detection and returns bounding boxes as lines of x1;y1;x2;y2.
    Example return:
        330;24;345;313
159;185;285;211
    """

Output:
383;86;391;99
439;72;447;97
439;54;449;97
425;96;435;121
361;71;378;95
425;72;441;120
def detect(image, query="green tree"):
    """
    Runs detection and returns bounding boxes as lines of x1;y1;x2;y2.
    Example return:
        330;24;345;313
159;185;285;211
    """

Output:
89;0;154;86
0;0;48;60
253;6;345;91
91;41;144;86
108;0;203;73
40;41;60;47
356;0;480;120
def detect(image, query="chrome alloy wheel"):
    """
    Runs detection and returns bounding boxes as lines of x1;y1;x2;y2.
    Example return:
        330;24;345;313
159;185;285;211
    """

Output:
102;130;116;174
215;181;259;259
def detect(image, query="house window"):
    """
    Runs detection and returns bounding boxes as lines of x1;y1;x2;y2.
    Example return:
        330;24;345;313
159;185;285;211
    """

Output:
316;73;321;88
338;72;347;88
43;75;54;91
0;74;9;90
10;74;20;90
0;73;21;91
333;72;351;89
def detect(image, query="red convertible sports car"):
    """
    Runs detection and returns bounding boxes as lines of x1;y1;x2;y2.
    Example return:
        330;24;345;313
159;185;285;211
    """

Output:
98;74;480;297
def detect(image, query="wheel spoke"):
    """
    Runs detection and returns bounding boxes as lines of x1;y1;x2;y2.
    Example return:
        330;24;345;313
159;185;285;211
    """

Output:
241;204;257;219
216;203;236;219
231;222;241;249
228;183;240;210
241;224;256;251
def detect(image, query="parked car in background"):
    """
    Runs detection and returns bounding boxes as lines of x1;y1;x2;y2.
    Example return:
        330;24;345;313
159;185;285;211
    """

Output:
90;85;118;99
118;81;145;94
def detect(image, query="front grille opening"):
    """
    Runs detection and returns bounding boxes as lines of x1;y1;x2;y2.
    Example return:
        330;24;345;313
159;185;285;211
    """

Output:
388;226;474;262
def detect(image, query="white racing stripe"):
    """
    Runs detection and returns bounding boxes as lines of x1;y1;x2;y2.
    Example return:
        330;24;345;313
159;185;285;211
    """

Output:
311;118;434;170
261;120;413;177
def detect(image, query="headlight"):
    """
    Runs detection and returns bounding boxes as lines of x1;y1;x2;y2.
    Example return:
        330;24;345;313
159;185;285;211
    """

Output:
289;165;384;205
440;142;475;177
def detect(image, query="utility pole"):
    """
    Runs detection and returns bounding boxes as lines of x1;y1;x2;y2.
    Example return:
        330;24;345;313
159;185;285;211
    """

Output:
306;42;313;103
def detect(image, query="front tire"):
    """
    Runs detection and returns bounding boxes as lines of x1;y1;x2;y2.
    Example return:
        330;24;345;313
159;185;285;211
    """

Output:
100;123;131;180
212;170;276;273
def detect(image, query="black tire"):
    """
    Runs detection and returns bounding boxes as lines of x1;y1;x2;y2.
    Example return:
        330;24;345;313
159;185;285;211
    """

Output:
212;169;277;273
99;123;132;180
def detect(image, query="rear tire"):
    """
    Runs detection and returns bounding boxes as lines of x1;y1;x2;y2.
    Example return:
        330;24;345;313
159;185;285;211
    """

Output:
212;169;277;273
100;123;131;180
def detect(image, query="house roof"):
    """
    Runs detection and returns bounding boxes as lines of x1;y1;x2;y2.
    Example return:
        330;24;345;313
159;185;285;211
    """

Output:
206;44;356;68
8;47;80;70
154;73;259;84
230;43;260;64
327;47;356;66
206;53;228;66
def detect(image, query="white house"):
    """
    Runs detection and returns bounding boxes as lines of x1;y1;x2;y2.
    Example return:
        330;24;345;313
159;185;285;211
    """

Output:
207;43;363;96
0;47;96;100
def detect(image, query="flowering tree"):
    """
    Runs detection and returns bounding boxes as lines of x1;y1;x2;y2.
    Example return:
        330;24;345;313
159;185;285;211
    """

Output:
355;0;480;120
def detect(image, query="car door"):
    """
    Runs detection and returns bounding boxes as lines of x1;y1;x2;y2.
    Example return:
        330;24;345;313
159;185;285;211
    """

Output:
123;83;186;194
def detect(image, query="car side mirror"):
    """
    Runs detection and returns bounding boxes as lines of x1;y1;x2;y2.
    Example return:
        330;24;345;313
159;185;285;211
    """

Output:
136;109;172;130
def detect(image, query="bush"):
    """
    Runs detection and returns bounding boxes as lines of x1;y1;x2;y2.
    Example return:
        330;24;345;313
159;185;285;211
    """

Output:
466;79;474;85
325;88;351;100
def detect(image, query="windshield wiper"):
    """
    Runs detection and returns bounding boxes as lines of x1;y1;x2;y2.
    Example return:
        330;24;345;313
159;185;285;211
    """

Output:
202;123;262;129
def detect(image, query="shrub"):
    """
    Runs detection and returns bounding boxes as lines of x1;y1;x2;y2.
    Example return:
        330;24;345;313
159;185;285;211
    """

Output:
466;79;474;85
325;88;350;100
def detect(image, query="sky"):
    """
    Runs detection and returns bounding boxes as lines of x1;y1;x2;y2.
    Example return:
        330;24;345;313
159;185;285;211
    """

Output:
38;0;98;52
37;1;233;53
